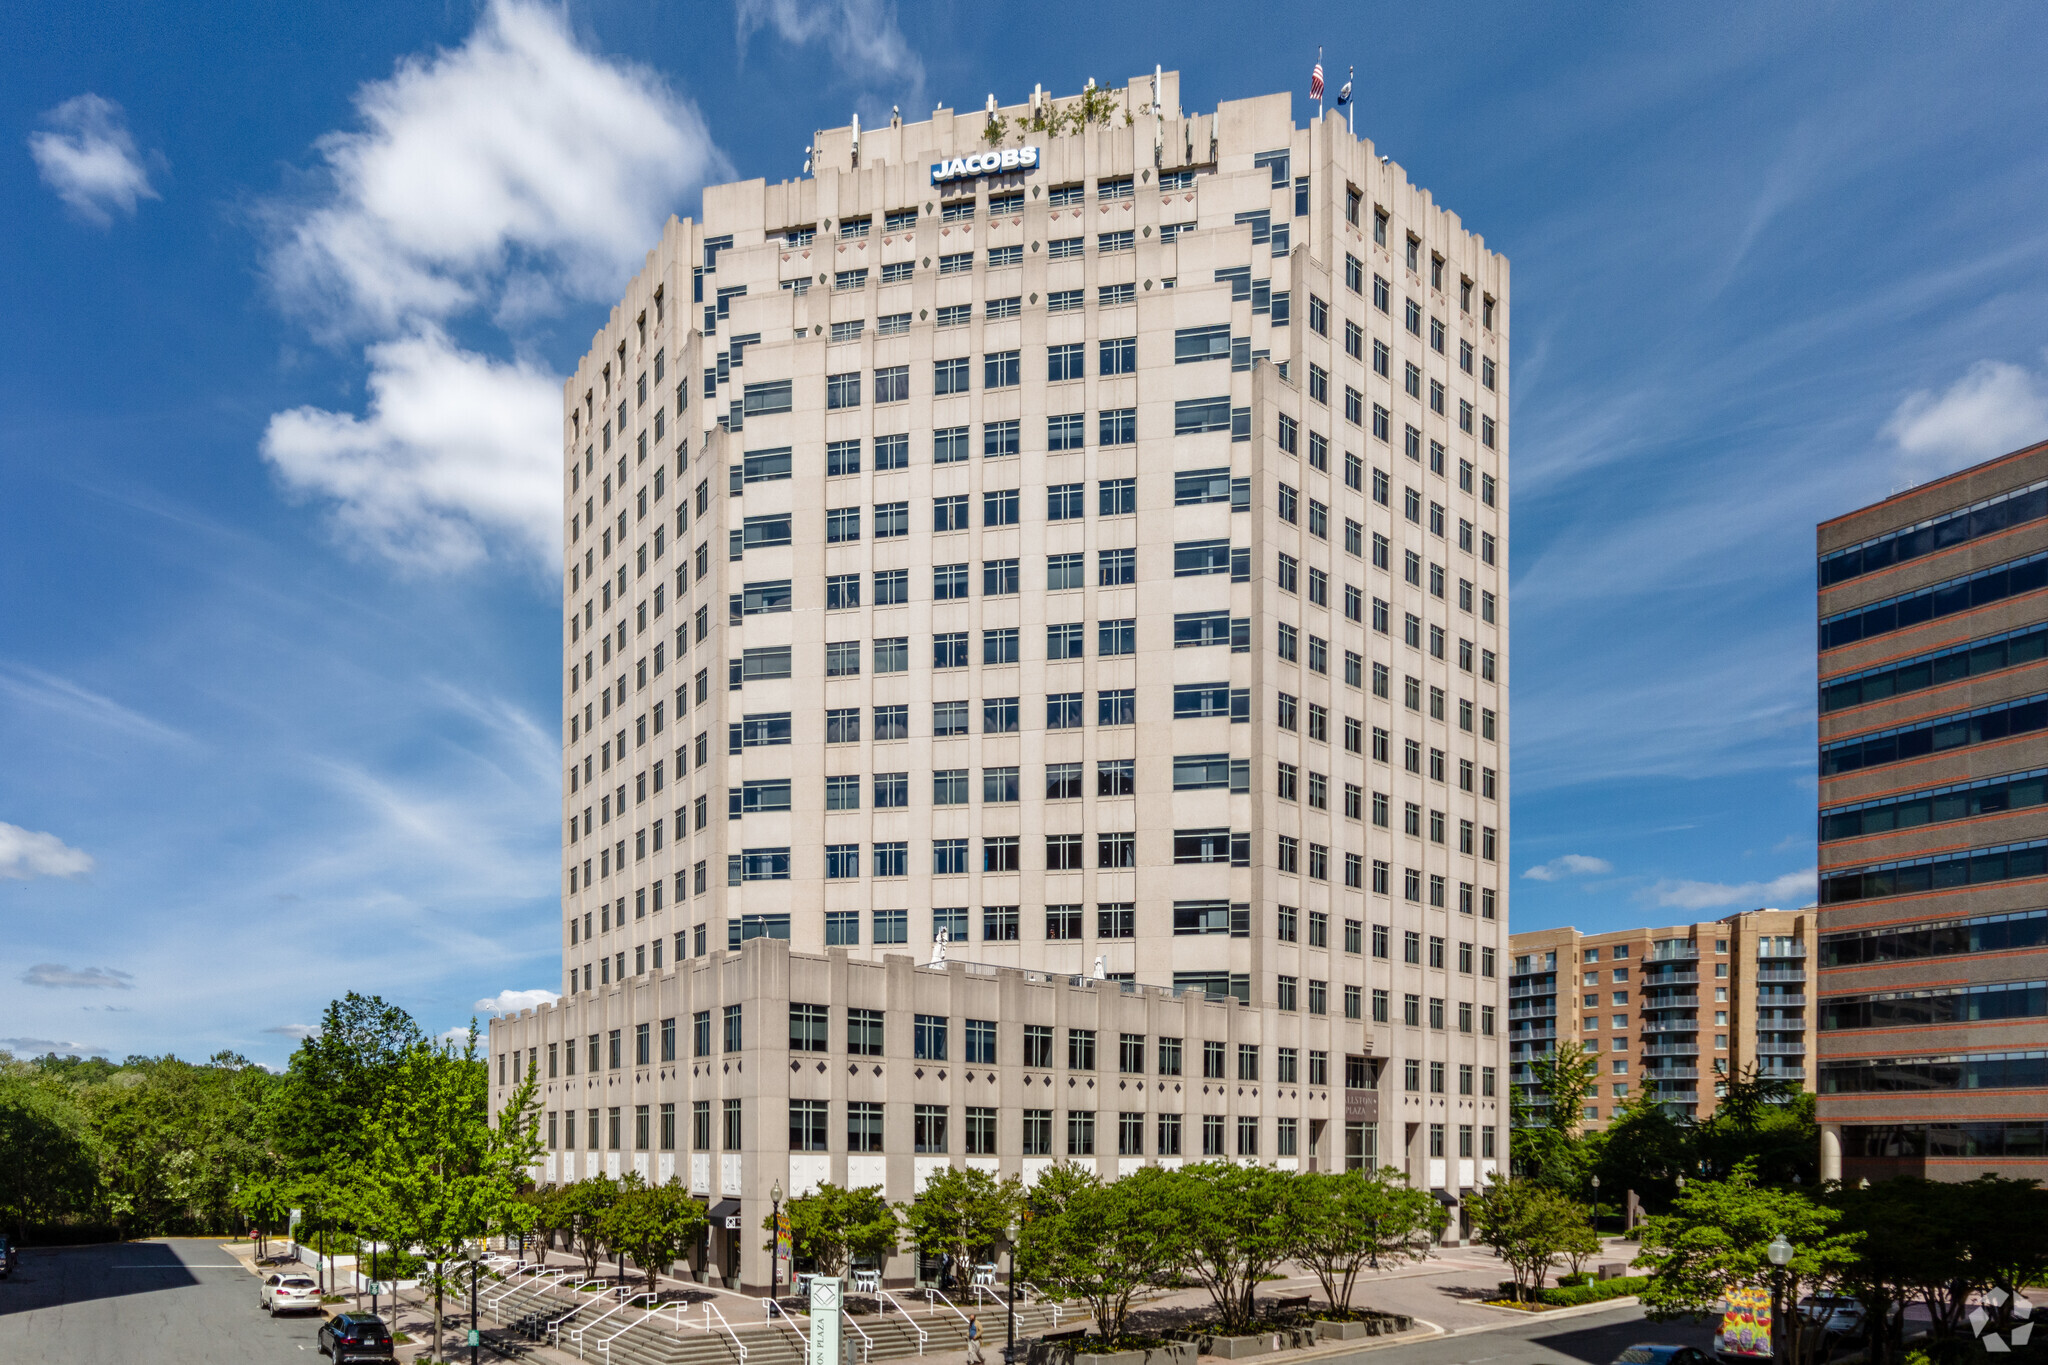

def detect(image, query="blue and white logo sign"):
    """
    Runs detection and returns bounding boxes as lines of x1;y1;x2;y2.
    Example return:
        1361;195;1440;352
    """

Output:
931;145;1040;185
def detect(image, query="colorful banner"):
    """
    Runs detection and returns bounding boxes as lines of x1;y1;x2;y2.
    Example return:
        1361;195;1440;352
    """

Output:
1721;1285;1774;1358
774;1210;792;1284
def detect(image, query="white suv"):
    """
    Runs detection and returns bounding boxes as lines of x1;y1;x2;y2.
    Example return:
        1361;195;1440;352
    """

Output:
259;1272;320;1315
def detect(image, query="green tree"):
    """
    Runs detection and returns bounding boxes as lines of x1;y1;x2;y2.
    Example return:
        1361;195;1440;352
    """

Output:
1291;1167;1445;1312
1467;1178;1588;1302
1694;1069;1816;1187
1512;1042;1597;1192
352;1023;542;1364
0;1073;97;1239
897;1166;1024;1294
1634;1163;1858;1365
1155;1162;1302;1334
602;1178;707;1290
559;1176;621;1279
1590;1098;1694;1217
268;994;423;1183
775;1182;896;1278
1017;1163;1177;1345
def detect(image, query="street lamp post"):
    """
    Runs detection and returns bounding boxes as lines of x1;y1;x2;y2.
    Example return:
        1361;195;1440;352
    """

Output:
1590;1175;1601;1232
769;1179;784;1318
1766;1235;1794;1365
996;1232;1016;1364
468;1239;485;1365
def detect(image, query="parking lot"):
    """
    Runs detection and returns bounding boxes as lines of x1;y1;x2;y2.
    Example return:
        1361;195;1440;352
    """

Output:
0;1238;327;1364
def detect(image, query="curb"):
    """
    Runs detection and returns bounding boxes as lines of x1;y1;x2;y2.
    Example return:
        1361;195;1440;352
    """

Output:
1448;1298;1643;1335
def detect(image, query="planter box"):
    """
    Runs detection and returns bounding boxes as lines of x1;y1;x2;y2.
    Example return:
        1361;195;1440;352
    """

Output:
1314;1320;1368;1342
1198;1333;1292;1358
1032;1342;1196;1365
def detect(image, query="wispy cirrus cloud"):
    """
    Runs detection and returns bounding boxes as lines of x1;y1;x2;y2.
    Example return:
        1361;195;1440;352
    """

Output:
1522;854;1613;883
1638;867;1818;913
261;0;727;572
22;963;132;990
735;0;924;117
27;94;162;226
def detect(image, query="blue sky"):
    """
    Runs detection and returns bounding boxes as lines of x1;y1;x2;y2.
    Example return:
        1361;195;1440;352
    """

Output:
6;1;2047;1064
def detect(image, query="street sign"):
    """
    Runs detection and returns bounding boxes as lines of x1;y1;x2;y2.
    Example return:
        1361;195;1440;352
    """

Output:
808;1277;843;1365
468;1328;481;1347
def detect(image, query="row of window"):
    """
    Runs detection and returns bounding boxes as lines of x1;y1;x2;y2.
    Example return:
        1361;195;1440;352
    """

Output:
1821;621;2048;714
1820;766;2048;842
1819;690;2048;776
718;834;1499;885
1818;1050;2048;1094
539;1101;1458;1163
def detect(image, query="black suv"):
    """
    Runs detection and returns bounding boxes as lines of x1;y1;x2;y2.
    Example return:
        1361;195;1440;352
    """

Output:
317;1314;394;1361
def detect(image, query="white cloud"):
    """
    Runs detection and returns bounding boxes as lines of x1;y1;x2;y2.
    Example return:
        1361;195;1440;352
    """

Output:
0;1036;105;1057
1885;358;2048;484
437;1025;480;1049
735;0;925;113
27;93;160;226
21;963;132;990
473;987;560;1016
269;0;723;336
261;0;726;571
1639;867;1818;912
262;330;562;570
264;1024;320;1040
1522;854;1614;883
0;824;95;881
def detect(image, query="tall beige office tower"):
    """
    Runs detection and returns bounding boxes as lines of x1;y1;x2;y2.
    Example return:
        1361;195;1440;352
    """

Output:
491;73;1511;1290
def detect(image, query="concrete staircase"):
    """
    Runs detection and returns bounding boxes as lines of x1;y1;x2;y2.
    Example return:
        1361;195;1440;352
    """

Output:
486;1283;1077;1365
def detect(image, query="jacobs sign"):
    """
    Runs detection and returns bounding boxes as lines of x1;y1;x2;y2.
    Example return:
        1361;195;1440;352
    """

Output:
931;146;1041;185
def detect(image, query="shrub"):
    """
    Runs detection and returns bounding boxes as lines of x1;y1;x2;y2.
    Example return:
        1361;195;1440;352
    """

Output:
1537;1275;1648;1307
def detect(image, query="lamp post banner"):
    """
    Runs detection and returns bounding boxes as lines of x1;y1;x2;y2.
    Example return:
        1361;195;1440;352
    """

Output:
808;1277;843;1365
775;1211;793;1284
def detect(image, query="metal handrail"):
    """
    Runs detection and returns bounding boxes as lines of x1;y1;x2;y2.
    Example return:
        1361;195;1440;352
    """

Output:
925;1286;972;1330
486;1265;569;1320
1019;1282;1064;1329
572;1291;655;1350
485;1261;555;1312
876;1290;927;1354
545;1280;612;1345
844;1308;875;1364
597;1294;686;1365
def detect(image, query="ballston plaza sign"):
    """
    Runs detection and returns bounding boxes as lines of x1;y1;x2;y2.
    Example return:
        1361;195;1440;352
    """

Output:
930;145;1041;185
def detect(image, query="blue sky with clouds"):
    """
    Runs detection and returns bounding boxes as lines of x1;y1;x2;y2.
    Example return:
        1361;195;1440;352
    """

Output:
6;1;2047;1063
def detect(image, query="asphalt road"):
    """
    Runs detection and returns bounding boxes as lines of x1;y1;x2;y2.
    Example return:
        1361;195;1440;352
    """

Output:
1378;1303;1717;1365
0;1237;333;1364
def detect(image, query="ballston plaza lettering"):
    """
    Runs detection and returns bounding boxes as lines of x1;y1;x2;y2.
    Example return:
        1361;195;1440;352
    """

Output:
929;144;1041;185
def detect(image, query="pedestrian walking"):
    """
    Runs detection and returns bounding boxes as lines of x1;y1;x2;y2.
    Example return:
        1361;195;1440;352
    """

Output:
966;1314;984;1365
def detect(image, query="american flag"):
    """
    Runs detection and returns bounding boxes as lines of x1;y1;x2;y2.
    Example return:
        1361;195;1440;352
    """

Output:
1310;60;1324;100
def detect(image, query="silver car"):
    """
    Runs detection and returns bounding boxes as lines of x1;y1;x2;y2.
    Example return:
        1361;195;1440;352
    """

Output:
259;1272;320;1315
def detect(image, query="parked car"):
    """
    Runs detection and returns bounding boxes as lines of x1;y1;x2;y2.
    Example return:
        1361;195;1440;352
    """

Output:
258;1271;320;1315
318;1313;395;1361
0;1235;16;1277
1615;1348;1714;1365
1801;1295;1867;1340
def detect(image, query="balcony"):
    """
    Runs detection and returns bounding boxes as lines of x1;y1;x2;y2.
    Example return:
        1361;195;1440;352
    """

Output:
1757;993;1807;1008
1508;1004;1556;1022
1755;967;1807;984
1757;942;1808;960
1511;1024;1557;1041
1649;942;1701;962
1508;981;1555;1000
1645;1065;1701;1080
1642;969;1701;986
1756;1041;1807;1056
1642;1017;1700;1035
1756;1065;1807;1081
1641;990;1701;1007
1648;1078;1700;1094
1644;1042;1701;1057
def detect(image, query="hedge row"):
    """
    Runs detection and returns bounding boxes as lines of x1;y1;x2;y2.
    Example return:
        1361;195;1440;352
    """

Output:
1538;1275;1649;1307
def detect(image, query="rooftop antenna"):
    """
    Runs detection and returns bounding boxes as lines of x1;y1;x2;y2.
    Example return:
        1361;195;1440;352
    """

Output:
850;110;860;167
1032;82;1042;119
1152;64;1164;165
891;104;901;128
930;928;949;968
1092;955;1107;981
802;143;812;175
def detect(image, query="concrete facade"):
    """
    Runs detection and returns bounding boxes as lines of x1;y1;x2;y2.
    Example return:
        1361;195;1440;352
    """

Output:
1815;440;2048;1183
490;74;1512;1290
1507;909;1815;1131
